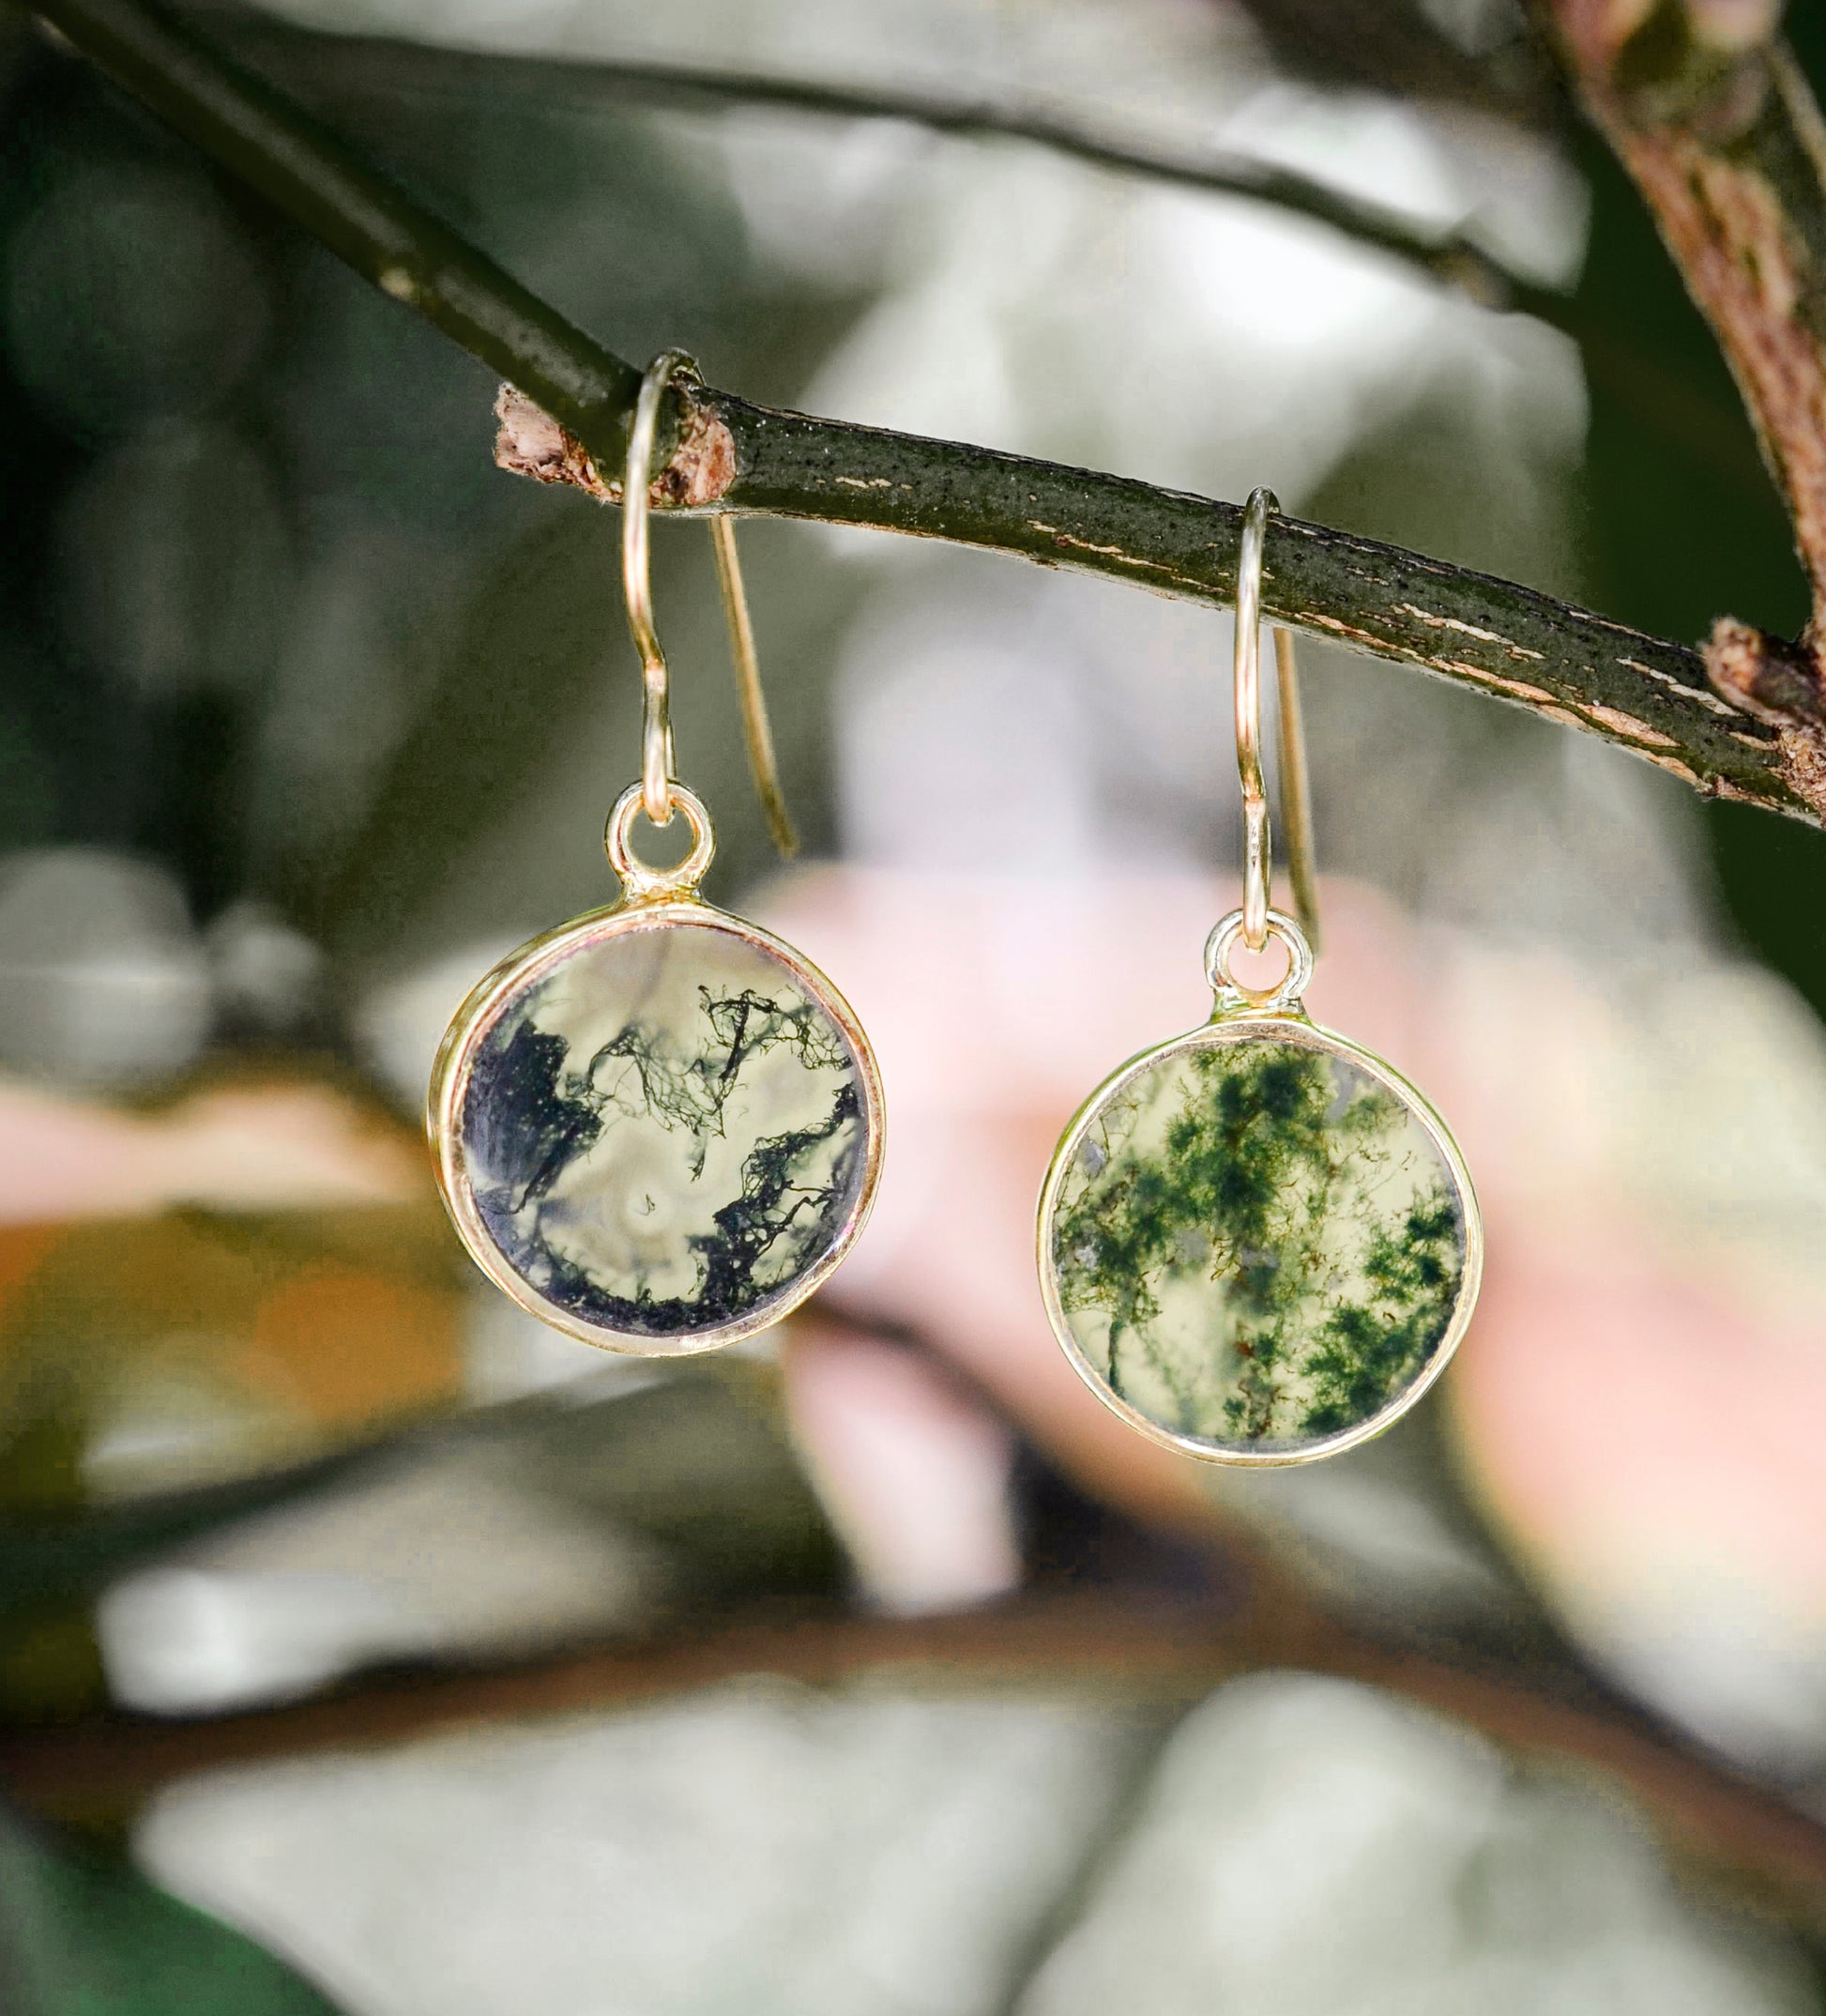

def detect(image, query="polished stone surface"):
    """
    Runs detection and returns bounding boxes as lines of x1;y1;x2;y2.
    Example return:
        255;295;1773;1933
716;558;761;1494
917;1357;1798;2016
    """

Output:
459;921;865;1338
1049;1035;1467;1454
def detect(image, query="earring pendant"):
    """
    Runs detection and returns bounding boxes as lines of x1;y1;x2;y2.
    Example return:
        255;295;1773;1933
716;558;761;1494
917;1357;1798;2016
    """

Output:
428;785;883;1356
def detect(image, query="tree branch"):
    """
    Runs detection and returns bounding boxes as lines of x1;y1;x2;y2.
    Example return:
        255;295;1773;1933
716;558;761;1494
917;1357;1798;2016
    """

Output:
703;393;1814;811
192;2;1797;513
32;0;1826;822
191;1;1790;507
30;0;647;453
184;3;1562;324
1541;0;1826;714
8;1592;1826;1932
1232;0;1551;120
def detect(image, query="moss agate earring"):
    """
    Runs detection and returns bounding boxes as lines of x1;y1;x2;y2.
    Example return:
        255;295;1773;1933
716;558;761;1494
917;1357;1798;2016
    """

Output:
428;353;883;1355
1037;489;1481;1464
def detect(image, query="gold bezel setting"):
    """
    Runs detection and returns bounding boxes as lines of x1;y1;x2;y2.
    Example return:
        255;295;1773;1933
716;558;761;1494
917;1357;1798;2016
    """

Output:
1036;1001;1483;1468
428;889;885;1359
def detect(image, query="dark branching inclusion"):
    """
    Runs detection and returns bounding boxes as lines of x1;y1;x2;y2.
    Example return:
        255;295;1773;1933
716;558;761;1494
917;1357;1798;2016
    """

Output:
465;983;861;1336
1054;1042;1464;1447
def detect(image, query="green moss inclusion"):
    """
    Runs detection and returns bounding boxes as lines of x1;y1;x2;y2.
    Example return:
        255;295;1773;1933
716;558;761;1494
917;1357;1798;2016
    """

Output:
1052;1039;1464;1447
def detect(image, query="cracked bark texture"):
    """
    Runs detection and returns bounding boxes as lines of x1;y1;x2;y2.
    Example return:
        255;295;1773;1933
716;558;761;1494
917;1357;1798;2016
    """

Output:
1541;0;1826;738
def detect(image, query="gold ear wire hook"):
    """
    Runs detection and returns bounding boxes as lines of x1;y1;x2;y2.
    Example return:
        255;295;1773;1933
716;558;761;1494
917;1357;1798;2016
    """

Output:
621;350;798;855
622;352;683;830
711;515;798;858
1272;625;1320;955
1234;487;1320;955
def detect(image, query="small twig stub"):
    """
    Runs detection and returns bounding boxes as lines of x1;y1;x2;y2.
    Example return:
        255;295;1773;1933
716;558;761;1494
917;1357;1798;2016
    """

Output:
494;385;736;509
494;386;613;499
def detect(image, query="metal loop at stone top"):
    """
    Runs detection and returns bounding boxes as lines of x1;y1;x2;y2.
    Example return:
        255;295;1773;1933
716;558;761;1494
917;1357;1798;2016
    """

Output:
605;780;716;902
1205;906;1314;1013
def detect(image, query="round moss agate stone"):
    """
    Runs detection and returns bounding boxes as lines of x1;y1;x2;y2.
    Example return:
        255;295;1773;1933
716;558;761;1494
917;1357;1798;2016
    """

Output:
454;920;868;1345
1045;1031;1471;1459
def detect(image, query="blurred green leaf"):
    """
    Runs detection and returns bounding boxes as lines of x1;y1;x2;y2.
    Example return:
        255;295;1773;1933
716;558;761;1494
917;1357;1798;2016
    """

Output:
0;1439;383;1631
0;1354;841;1734
0;1800;343;2014
523;1361;845;1606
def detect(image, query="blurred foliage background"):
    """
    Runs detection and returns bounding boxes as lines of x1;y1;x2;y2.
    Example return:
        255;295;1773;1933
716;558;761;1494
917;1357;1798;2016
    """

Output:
3;0;1826;2010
